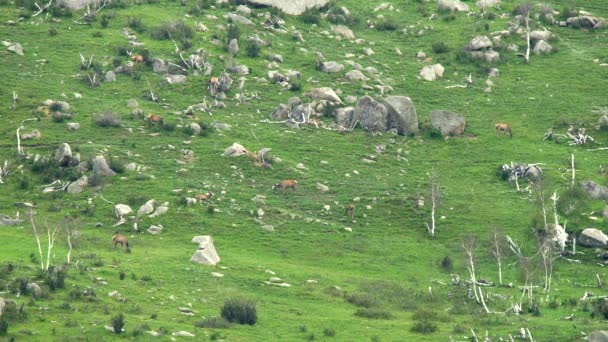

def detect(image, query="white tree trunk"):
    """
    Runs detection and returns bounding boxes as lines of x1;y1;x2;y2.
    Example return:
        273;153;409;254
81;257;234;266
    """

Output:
571;153;575;186
524;12;530;63
66;231;73;264
16;126;24;155
29;215;45;270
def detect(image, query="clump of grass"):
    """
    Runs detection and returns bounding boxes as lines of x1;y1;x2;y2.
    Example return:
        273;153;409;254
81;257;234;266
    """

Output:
354;308;392;320
300;7;321;24
111;313;125;334
151;20;193;41
220;297;257;325
440;255;453;272
432;41;450;54
345;292;377;308
127;16;145;33
411;320;437;333
246;41;260;58
94;112;121;127
195;317;231;329
323;327;336;337
375;18;399;31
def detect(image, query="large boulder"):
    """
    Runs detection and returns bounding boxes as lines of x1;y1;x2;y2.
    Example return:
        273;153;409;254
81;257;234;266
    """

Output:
530;30;553;41
306;87;342;103
320;61;344;73
57;0;100;9
138;199;156;217
244;0;331;15
0;214;23;226
382;96;418;135
114;204;133;218
438;0;469;12
224;13;254;26
345;70;368;81
466;36;493;51
8;43;24;55
333;25;355;40
352;96;388;132
578;228;608;248
533;40;553;55
152;58;168;74
582;181;608;201
420;64;444;81
476;0;500;9
335;107;355;128
191;236;220;265
589;331;608;342
430;110;465;136
67;175;88;194
228;38;239;56
92;155;116;176
271;104;290;120
54;143;72;167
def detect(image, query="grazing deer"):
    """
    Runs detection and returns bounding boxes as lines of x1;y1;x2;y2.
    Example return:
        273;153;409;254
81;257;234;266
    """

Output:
345;203;355;219
195;192;214;203
272;179;298;195
147;114;164;128
131;54;144;63
495;123;512;138
112;232;130;249
208;76;220;95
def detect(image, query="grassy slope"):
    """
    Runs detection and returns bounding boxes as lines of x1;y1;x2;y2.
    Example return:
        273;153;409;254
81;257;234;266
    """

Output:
1;0;608;340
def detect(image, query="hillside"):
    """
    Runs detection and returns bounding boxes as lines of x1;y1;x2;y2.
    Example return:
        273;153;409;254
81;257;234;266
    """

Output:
1;0;608;340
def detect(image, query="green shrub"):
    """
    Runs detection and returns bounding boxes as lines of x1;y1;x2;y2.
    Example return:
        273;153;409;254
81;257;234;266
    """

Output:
109;157;125;174
432;41;450;54
195;317;231;329
49;27;58;36
417;4;428;17
375;18;398;31
226;24;240;43
354;308;392;319
151;20;193;41
19;176;30;190
246;41;260;58
111;313;125;334
289;82;302;92
220;297;257;325
94;112;121;127
411;320;437;333
300;7;321;24
561;6;577;20
101;14;110;28
127;16;145;33
440;255;453;272
161;122;176;131
0;318;8;336
441;13;456;21
92;31;103;38
323;327;336;337
346;292;377;308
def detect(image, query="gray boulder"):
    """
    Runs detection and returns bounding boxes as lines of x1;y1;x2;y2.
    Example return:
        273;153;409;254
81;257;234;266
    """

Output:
8;43;23;55
228;38;239;56
67;175;88;194
583;181;608;200
26;282;42;298
93;155;116;176
67;122;80;131
430;110;465;136
191;236;220;265
57;0;100;9
599;115;608;128
420;64;444;81
0;214;23;226
589;331;608;342
236;4;252;16
228;64;249;75
345;70;368;81
218;73;233;92
467;36;493;51
244;0;330;15
578;228;608;248
438;0;469;12
306;87;342;103
603;207;608;221
484;50;500;63
333;25;355;40
152;58;168;74
533;40;553;55
271;104;290;120
476;0;500;8
224;13;254;26
104;71;116;82
352;96;388;132
382;96;418;135
335;107;354;128
165;74;187;84
320;61;344;73
188;122;201;135
147;224;164;235
530;30;553;41
267;54;283;63
54;143;72;167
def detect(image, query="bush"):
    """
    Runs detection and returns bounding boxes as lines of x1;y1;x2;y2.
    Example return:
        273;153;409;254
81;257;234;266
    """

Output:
246;41;260;58
440;255;453;272
354;308;392;319
161;122;176;131
411;320;437;333
195;317;231;329
111;313;125;334
432;41;450;54
19;176;30;190
220;297;257;325
300;7;321;24
109;157;125;174
346;292;377;308
49;27;58;36
226;24;240;43
289;82;302;92
128;17;145;33
0;318;8;336
323;328;336;337
151;21;193;41
375;18;398;31
94;112;121;127
101;14;109;28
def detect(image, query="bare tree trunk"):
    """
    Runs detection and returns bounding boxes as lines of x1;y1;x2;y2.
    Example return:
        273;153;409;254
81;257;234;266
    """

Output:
17;126;24;155
571;153;575;186
45;221;58;271
524;11;531;63
29;213;45;270
66;229;73;264
427;174;440;236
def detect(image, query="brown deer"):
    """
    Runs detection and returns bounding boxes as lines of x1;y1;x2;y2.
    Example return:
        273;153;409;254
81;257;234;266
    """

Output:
272;180;298;195
147;114;164;128
208;76;220;95
195;192;214;203
131;54;144;63
345;203;355;219
112;232;130;249
495;123;512;138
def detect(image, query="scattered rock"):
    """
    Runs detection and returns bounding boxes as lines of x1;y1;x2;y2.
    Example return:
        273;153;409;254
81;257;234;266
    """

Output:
67;175;88;194
228;38;239;56
306;87;342;103
165;74;187;84
224;13;254;26
114;204;133;218
67;122;80;131
352;96;388;132
147;224;164;235
105;71;116;82
589;331;608;342
137;199;156;217
466;36;493;51
476;0;500;8
333;25;355;40
26;282;42;298
438;0;469;12
191;236;220;265
236;4;252;16
420;64;444;81
345;70;368;81
0;214;23;226
172;331;196;337
316;183;329;193
382;96;418;135
54;143;72;166
224;143;247;157
211;272;224;278
244;0;331;15
583;181;608;201
430;110;465;136
362;47;374;56
20;129;41;141
578;228;608;248
93;155;116;177
8;43;23;55
320;61;344;73
533;40;553;55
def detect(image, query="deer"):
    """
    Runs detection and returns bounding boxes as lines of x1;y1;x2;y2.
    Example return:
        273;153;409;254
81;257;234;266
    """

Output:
208;76;220;95
495;123;512;138
272;179;298;195
147;114;164;128
195;192;214;203
131;54;144;63
345;203;355;219
112;232;130;250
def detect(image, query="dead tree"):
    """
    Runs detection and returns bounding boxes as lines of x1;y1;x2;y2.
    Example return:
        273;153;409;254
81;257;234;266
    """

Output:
462;236;490;313
0;160;8;184
489;228;508;286
425;172;440;237
17;126;25;155
28;211;58;271
32;0;53;17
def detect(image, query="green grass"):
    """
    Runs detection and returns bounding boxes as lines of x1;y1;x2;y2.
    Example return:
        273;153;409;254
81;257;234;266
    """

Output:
1;0;608;340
